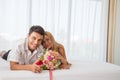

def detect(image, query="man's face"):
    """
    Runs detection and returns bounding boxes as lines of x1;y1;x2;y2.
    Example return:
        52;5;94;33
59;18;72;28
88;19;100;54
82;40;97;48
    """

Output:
28;32;43;52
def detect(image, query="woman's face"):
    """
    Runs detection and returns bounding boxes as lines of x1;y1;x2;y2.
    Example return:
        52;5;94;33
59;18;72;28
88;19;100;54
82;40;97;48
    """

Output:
43;35;52;49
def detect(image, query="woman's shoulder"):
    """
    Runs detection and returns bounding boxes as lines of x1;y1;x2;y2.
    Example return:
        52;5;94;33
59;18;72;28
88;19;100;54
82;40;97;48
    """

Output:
57;43;64;49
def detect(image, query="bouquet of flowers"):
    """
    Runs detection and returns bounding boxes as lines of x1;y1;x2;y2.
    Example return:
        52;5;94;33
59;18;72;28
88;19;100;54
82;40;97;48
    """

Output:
36;49;61;70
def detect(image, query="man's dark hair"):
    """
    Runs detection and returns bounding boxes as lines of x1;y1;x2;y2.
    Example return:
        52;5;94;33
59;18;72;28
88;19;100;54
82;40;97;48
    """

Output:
29;25;45;35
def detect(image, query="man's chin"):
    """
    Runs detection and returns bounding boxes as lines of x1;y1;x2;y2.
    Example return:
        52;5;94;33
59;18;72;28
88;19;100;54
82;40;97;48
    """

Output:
31;47;37;50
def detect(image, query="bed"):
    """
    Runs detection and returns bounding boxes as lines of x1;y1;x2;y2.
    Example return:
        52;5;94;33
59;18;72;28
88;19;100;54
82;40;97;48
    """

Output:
0;57;120;80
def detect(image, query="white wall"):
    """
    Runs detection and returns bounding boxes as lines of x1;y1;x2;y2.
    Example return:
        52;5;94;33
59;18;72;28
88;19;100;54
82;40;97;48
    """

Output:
113;0;120;65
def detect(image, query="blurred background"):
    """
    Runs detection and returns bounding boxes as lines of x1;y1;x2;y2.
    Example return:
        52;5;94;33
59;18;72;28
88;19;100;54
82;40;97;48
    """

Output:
0;0;119;65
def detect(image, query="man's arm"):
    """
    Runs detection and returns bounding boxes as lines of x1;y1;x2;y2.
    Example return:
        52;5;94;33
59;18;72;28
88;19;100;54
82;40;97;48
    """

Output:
10;61;42;73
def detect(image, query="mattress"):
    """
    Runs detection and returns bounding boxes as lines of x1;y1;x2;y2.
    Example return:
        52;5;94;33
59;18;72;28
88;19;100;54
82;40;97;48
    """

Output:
0;58;120;80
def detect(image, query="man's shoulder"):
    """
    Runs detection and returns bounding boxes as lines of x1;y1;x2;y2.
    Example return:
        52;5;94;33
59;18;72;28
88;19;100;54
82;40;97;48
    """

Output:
37;45;44;52
11;38;26;50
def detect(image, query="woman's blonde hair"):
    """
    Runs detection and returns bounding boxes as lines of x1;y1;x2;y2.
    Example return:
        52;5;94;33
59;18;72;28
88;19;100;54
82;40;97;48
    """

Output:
44;31;58;51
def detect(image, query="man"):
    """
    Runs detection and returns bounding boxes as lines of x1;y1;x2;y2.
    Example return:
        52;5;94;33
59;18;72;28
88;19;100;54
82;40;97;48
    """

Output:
7;25;45;73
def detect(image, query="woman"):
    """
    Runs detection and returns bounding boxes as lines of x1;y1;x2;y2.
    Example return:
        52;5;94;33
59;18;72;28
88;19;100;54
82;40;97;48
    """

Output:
42;31;71;69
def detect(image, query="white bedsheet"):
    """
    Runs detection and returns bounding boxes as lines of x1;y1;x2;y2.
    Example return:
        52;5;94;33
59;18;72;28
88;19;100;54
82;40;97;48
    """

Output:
0;58;120;80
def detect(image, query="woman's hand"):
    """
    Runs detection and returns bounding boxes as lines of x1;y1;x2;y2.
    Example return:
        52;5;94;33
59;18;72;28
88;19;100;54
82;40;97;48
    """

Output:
52;52;68;65
52;52;61;59
60;63;72;69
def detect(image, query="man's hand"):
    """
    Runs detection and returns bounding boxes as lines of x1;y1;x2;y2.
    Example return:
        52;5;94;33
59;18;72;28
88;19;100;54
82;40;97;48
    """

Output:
31;60;42;73
10;61;42;73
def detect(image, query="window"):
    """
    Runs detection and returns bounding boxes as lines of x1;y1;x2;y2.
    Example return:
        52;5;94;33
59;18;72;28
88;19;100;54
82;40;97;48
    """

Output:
0;0;109;62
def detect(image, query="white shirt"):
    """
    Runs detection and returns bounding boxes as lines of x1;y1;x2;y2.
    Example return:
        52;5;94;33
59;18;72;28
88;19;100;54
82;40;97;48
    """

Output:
7;38;44;64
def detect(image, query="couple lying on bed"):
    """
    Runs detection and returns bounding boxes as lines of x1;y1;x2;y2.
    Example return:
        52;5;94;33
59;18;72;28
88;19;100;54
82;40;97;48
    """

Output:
0;25;71;73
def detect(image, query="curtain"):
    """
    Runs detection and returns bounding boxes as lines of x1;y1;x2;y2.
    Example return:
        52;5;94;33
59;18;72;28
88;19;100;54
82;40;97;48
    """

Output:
0;0;29;50
0;0;109;62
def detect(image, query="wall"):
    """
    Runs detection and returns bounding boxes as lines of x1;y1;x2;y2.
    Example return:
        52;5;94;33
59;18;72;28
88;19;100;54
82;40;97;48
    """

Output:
113;0;120;65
